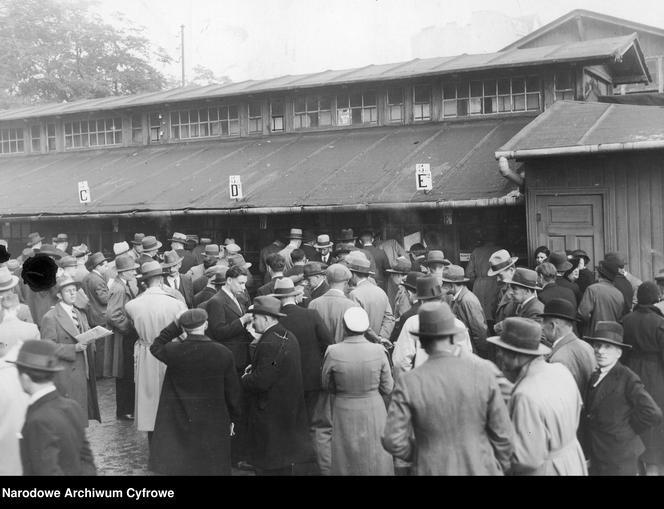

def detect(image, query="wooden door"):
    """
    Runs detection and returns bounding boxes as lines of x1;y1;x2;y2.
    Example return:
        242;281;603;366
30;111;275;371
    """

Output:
534;194;604;267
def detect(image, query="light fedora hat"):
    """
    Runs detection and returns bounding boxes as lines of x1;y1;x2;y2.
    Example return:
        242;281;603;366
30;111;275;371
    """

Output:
269;277;304;298
487;249;518;276
487;317;551;356
0;266;19;291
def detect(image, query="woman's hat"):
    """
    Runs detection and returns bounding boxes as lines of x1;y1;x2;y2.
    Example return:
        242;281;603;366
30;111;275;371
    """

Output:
571;249;590;264
385;257;411;275
509;268;541;291
547;252;572;273
487;317;551;356
584;321;631;349
441;265;469;283
412;301;465;338
251;296;286;318
416;275;443;301
269;278;304;298
314;234;333;249
343;307;370;334
8;340;64;372
401;271;422;292
0;266;19;291
115;254;140;273
538;298;579;322
487;249;518;276
161;250;184;269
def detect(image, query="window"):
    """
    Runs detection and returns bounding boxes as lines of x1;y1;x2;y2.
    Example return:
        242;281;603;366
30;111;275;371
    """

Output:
248;102;263;134
0;127;24;154
64;118;121;149
47;123;56;151
336;90;377;126
443;76;541;117
270;100;284;132
555;71;575;101
170;106;240;139
413;85;431;121
131;114;143;144
30;125;41;152
294;95;332;129
387;87;403;122
149;112;165;142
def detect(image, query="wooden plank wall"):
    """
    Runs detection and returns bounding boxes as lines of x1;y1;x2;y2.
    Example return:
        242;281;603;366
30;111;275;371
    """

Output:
526;151;664;280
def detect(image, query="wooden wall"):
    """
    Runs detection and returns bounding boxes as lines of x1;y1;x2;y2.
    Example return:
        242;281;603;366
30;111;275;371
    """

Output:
525;150;664;280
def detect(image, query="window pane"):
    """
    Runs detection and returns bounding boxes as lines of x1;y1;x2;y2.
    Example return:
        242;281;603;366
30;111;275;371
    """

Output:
272;116;284;131
389;105;402;121
228;106;238;119
350;93;363;108
556;71;573;90
210;122;220;136
513;95;525;111
470;81;483;97
271;101;284;116
294;96;306;112
364;106;377;123
181;111;190;123
469;97;482;114
351;108;362;124
526;93;540;110
484;80;497;96
249;102;261;117
498;79;510;95
319;96;331;110
199;109;209;122
32;138;40;152
209;108;219;121
456;82;469;98
201;124;209;137
336;94;348;108
512;79;525;94
457;99;468;117
388;87;402;104
308;113;318;128
191;124;199;137
229;120;240;135
171;126;179;139
89;133;97;146
526;76;540;92
414;85;430;103
363;91;376;106
443;100;457;117
181;125;189;138
17;140;24;152
483;97;496;114
498;96;511;112
443;83;456;99
319;111;332;126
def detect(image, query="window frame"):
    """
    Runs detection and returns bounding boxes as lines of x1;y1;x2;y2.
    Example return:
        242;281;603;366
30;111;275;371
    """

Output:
412;84;432;122
63;117;122;149
30;125;41;153
387;86;404;123
169;105;240;140
270;99;285;132
0;126;24;155
293;94;333;130
336;90;378;126
248;101;263;134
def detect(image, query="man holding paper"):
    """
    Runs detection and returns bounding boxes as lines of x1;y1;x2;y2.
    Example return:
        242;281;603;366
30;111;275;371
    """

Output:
40;275;101;425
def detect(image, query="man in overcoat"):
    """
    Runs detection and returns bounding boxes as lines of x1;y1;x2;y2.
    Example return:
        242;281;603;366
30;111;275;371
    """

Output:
583;321;662;475
536;262;577;309
242;296;313;475
302;261;329;306
309;264;356;344
577;260;625;337
149;308;242;475
161;250;195;308
494;268;544;335
489;317;587;475
81;252;111;376
12;340;97;475
358;229;390;291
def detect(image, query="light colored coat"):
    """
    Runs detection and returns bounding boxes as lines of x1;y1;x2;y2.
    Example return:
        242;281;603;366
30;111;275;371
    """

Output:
125;287;187;432
349;279;394;338
0;314;40;344
509;357;588;475
577;281;624;337
547;331;597;400
382;349;514;475
309;288;356;344
0;344;29;475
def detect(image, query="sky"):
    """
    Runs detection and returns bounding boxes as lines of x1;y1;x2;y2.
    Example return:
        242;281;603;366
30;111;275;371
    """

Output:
94;0;664;85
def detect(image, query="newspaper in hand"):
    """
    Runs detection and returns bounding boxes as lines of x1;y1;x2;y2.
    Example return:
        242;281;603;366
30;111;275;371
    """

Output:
75;326;113;345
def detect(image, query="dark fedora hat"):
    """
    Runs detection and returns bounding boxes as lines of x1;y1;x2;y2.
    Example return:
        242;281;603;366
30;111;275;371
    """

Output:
585;321;631;349
333;242;352;255
269;277;304;298
287;228;303;240
547;252;572;273
26;232;45;247
597;260;620;282
416;275;443;301
509;267;541;291
161;250;184;269
538;298;579;322
115;254;140;273
385;257;411;275
336;229;356;243
8;340;64;372
84;252;108;271
251;296;287;318
131;233;146;246
303;262;325;278
487;317;551;356
604;252;626;268
423;250;451;267
637;281;661;306
412;301;465;338
441;264;469;284
401;271;422;292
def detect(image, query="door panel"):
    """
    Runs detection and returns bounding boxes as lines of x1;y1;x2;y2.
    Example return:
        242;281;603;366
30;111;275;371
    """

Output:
535;194;604;268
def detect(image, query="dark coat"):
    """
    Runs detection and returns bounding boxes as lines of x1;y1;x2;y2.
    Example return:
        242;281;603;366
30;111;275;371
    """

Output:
20;279;59;329
279;303;333;392
515;296;545;322
257;276;284;297
362;245;390;291
81;271;109;327
41;303;101;423
177;248;197;275
538;282;577;309
193;286;218;307
389;302;419;343
106;278;138;379
578;281;625;338
242;322;313;470
149;323;242;475
301;244;319;263
583;362;662;474
163;273;195;309
613;274;634;315
20;390;97;475
206;289;253;372
308;280;330;304
622;305;664;464
556;276;581;305
577;268;596;295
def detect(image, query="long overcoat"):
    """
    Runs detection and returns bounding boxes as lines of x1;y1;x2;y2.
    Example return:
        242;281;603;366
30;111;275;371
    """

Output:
149;322;242;475
547;331;596;399
308;289;356;344
242;322;312;470
205;289;253;372
41;303;101;423
577;281;625;337
125;287;187;432
622;305;664;464
106;277;138;379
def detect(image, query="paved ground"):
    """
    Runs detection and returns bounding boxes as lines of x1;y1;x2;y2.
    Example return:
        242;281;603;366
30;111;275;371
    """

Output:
87;377;254;476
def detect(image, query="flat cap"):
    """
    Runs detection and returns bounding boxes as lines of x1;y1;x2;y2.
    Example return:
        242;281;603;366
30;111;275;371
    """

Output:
179;309;208;330
326;263;352;283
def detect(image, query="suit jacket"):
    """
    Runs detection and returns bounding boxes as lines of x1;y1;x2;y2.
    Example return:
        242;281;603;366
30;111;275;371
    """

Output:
81;271;109;327
20;390;97;475
556;277;581;304
309;289;356;344
193;286;218;307
451;286;488;357
538;282;577;309
206;289;253;371
361;245;390;291
163;273;195;308
577;281;625;338
0;315;40;344
583;362;663;469
106;278;138;378
279;303;333;392
177;249;197;275
349;280;395;339
547;331;597;399
41;303;100;423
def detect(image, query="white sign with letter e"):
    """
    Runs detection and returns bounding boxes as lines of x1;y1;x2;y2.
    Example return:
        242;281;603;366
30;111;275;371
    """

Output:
78;181;91;204
229;175;243;199
415;163;432;191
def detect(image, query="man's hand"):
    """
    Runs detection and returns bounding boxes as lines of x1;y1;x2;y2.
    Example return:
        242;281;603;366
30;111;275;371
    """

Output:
75;342;88;352
174;309;187;327
242;364;253;378
240;313;253;326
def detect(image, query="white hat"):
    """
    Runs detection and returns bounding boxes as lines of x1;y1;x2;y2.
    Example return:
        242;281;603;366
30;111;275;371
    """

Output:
113;241;130;256
343;307;370;334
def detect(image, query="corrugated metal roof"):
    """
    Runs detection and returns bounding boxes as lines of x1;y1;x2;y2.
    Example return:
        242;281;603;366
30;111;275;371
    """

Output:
0;119;531;217
0;34;645;122
496;100;664;156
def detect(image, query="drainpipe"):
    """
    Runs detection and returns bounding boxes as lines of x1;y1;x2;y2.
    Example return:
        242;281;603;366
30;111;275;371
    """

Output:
498;156;524;187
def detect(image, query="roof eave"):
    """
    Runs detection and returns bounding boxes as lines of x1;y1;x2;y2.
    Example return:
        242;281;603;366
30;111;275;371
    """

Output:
496;139;664;161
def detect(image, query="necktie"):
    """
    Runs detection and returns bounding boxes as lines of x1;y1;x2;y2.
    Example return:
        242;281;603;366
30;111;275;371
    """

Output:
71;309;81;332
590;367;602;387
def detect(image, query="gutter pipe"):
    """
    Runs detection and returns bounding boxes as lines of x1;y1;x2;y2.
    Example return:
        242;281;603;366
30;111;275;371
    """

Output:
495;139;664;161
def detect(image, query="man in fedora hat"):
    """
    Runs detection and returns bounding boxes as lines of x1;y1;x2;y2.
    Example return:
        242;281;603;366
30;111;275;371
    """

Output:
53;233;69;255
309;264;357;345
348;252;394;341
536;262;577;310
189;235;205;265
393;275;472;376
161;250;195;309
385;257;412;321
548;252;581;304
493;268;544;336
125;261;188;444
278;228;304;272
578;259;625;337
259;238;286;285
299;230;319;264
194;265;227;308
583;321;663;475
107;254;140;421
540;298;596;399
26;232;44;251
71;243;90;283
168;232;195;275
605;252;641;314
257;253;286;297
81;252;111;376
442;264;489;358
41;276;101;424
358;229;389;292
139;236;162;267
242;296;313;475
270;278;333;428
489;317;587;475
302;261;329;305
313;234;333;266
12;340;97;475
105;242;131;288
0;266;34;323
148;308;242;475
422;250;451;287
487;249;519;330
383;301;513;475
389;271;423;343
127;233;145;263
187;243;222;284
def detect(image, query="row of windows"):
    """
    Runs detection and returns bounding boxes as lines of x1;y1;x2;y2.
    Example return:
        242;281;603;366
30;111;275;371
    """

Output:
1;72;578;155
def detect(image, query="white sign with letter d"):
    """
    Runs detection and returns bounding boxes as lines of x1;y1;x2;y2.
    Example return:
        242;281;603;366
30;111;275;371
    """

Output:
229;175;243;199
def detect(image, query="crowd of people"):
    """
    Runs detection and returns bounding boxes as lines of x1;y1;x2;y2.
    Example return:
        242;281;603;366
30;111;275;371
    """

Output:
1;226;663;476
